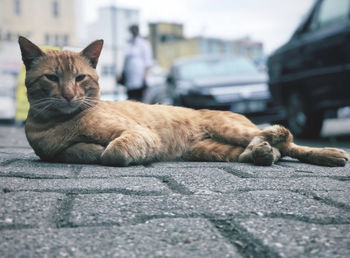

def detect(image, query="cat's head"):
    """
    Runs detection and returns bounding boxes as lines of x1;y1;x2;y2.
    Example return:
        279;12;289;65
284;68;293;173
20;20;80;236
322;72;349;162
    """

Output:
18;36;103;117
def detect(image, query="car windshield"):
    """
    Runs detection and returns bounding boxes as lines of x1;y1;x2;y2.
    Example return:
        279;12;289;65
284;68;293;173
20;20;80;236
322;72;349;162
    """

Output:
177;57;261;80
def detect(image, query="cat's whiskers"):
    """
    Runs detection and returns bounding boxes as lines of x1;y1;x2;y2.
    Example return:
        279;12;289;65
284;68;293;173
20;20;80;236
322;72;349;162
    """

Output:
30;97;60;109
31;102;54;118
76;96;99;110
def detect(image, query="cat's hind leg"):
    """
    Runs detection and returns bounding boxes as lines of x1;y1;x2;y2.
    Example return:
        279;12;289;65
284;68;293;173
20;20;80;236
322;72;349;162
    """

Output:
281;143;349;167
259;125;349;167
200;110;261;147
101;129;161;166
187;139;245;162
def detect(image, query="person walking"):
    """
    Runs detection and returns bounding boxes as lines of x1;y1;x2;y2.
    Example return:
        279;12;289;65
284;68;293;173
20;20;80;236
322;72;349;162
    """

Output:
119;25;153;101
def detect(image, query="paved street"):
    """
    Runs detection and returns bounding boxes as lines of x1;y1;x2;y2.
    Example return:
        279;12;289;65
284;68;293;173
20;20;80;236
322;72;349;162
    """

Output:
0;122;349;257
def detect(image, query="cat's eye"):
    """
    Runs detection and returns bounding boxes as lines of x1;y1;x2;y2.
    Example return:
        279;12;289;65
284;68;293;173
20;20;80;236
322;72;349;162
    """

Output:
76;74;86;82
45;74;59;82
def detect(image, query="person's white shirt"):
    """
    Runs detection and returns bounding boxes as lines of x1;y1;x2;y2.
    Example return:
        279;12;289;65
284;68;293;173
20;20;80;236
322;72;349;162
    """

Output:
123;36;153;90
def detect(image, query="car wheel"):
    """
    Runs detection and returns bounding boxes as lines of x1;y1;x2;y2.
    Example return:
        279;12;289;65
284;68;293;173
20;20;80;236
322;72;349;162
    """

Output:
287;92;323;138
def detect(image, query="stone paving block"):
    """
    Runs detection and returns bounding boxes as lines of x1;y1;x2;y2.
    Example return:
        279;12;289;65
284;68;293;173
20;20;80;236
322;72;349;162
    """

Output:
0;126;30;148
0;147;34;156
0;159;81;178
0;218;241;258
220;163;296;178
79;166;234;180
151;162;300;179
81;161;350;179
151;168;349;194
277;157;350;177
235;217;350;257
79;165;151;178
0;147;36;164
70;191;349;226
221;161;350;178
0;177;171;194
79;167;349;193
142;159;350;178
151;161;243;168
0;192;63;228
1;125;350;257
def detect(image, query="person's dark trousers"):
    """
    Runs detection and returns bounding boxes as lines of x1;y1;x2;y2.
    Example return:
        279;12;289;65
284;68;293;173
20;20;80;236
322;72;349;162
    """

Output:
127;87;145;102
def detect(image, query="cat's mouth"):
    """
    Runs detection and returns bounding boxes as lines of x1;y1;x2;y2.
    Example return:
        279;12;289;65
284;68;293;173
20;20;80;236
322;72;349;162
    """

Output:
56;96;98;114
58;100;81;114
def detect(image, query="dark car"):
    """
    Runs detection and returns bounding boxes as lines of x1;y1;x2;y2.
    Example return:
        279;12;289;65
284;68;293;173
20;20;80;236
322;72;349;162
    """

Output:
268;0;350;137
145;56;284;123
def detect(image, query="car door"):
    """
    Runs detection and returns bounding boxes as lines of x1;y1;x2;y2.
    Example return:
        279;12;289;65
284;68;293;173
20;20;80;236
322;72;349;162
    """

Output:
299;0;350;110
270;1;319;95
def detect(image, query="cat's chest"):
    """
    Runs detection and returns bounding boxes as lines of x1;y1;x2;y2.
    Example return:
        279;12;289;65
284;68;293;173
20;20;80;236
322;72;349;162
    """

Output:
77;109;131;143
25;118;79;158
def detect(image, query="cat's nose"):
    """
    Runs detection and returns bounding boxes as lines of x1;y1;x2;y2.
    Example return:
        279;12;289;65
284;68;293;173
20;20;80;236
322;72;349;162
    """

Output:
63;92;75;102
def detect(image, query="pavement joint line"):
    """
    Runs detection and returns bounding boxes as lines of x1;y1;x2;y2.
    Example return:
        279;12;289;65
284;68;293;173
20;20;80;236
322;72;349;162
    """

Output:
219;167;253;178
289;175;349;180
330;176;350;181
293;190;350;212
261;213;350;225
0;158;22;166
294;169;314;174
0;173;69;179
0;224;37;231
155;175;194;195
209;218;282;258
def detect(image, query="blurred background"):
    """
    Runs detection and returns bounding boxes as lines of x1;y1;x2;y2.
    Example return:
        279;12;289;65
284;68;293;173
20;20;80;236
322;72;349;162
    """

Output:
0;0;349;145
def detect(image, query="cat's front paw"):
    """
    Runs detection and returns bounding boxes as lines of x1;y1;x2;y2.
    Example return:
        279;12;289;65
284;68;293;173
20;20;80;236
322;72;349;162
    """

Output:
252;141;275;166
100;145;132;167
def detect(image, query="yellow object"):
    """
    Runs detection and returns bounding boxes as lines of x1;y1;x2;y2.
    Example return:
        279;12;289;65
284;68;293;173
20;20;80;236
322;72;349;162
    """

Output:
15;46;60;121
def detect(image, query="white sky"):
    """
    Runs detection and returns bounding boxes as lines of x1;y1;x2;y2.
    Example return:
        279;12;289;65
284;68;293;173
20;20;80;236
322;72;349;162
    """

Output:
83;0;315;54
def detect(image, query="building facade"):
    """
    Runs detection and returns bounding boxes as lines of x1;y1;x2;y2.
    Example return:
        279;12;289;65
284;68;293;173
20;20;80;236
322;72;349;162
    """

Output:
0;0;78;46
87;6;139;50
148;22;184;60
149;22;264;69
87;6;139;76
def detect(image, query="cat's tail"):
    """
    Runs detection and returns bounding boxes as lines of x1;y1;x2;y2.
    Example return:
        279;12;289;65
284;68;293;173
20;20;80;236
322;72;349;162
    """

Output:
260;125;349;167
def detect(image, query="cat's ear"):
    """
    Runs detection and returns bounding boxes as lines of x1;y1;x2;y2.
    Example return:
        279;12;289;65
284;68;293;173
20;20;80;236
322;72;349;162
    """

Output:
80;39;104;69
18;36;45;70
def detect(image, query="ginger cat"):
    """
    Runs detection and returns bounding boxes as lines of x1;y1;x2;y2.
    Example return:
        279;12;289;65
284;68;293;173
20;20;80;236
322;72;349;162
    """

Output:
18;36;349;167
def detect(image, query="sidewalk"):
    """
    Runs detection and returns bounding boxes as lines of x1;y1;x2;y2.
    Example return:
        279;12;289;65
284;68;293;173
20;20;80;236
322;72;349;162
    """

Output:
1;125;349;257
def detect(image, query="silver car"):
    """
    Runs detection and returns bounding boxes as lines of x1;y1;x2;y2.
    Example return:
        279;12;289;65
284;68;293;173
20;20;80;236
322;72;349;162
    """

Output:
146;56;284;123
